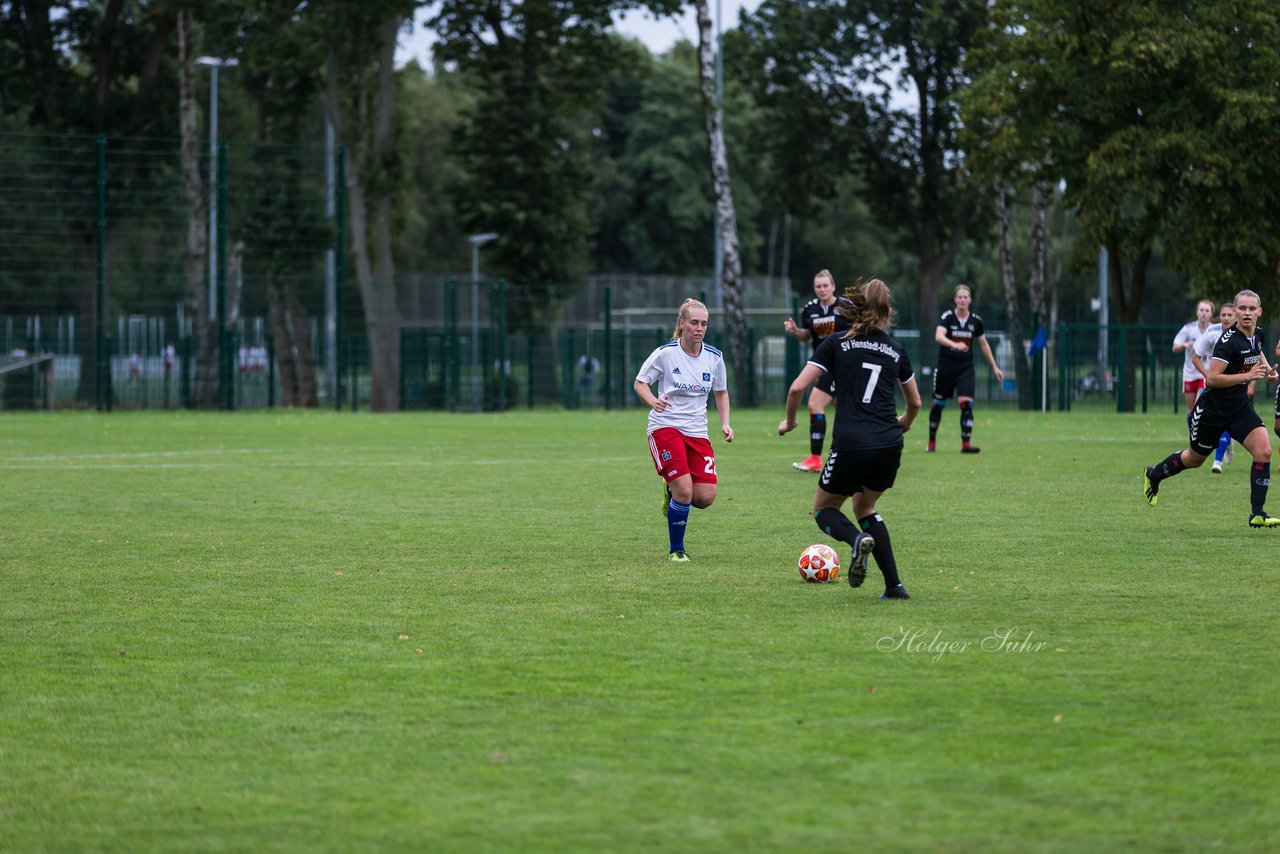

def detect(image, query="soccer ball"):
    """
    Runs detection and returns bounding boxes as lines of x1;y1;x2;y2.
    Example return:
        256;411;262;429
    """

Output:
797;544;840;583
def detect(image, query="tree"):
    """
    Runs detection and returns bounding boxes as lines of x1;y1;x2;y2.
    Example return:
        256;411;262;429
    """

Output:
322;0;418;412
430;0;682;332
176;6;218;408
963;0;1280;408
593;39;765;277
692;0;748;403
737;0;989;335
2;0;178;407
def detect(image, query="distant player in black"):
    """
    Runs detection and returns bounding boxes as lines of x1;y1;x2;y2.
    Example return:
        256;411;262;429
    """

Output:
779;277;922;599
782;269;851;471
1143;289;1280;528
928;284;1004;453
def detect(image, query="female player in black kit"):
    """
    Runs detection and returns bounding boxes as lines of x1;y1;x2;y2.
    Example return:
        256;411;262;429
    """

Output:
782;269;850;471
1143;289;1280;528
779;278;922;599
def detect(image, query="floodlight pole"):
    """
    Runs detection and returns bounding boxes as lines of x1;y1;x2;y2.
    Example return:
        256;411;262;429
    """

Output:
469;233;499;410
196;56;238;322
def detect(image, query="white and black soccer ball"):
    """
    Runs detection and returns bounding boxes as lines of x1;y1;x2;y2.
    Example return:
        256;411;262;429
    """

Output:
797;544;840;583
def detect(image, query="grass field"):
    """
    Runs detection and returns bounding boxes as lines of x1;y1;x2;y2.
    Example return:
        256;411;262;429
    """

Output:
2;407;1278;852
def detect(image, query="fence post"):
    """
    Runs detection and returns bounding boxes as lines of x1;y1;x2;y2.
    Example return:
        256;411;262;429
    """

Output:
445;279;458;410
563;328;575;408
334;145;346;411
95;136;110;412
495;278;507;412
1056;323;1069;412
1115;325;1128;413
217;140;234;411
603;286;612;411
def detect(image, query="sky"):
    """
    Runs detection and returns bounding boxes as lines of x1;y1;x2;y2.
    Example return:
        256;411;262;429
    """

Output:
395;1;765;69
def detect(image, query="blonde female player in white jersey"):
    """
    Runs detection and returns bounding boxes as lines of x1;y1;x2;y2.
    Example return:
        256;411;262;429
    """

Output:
1172;298;1215;427
633;299;734;562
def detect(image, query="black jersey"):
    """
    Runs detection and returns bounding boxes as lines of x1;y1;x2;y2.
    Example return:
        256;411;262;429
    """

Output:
799;298;852;353
809;329;914;450
1204;325;1264;406
936;309;985;368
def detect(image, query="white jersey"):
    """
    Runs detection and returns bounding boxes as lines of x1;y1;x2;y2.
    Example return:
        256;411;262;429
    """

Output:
1174;321;1209;381
635;340;728;438
1193;323;1225;369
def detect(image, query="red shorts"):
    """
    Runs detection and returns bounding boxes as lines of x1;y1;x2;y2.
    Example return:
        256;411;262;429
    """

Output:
648;428;718;484
1183;378;1205;396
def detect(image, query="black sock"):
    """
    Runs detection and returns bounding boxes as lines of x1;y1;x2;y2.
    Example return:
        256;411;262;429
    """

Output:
858;512;901;590
928;404;942;441
960;401;974;444
1251;461;1270;516
810;413;826;457
1152;451;1186;483
814;507;858;547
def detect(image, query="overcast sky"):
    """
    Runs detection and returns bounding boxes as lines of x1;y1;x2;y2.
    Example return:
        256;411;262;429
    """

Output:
395;1;765;69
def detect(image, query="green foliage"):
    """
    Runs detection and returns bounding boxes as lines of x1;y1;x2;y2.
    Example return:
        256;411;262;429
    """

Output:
4;408;1280;849
963;0;1280;308
594;41;764;276
735;0;990;327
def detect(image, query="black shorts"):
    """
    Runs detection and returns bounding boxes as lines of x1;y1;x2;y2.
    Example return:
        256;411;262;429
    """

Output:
933;363;975;400
1190;398;1263;455
819;444;903;496
1274;382;1280;420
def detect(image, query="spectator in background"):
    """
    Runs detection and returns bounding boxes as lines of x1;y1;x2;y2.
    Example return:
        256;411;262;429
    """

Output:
578;353;599;403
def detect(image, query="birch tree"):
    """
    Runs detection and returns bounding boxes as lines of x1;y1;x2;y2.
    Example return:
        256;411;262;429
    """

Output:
693;0;749;403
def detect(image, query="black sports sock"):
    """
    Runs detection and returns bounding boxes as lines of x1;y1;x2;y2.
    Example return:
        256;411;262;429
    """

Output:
1152;451;1186;483
814;507;858;547
858;512;902;590
1251;461;1270;516
810;413;826;457
928;403;942;441
960;401;974;444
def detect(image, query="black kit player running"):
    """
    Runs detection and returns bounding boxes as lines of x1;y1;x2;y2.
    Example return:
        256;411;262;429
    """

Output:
780;278;922;599
786;291;852;471
1143;290;1280;528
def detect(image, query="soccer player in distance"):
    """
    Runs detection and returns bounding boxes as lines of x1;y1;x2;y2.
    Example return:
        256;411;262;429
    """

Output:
634;298;734;562
779;278;921;599
1191;302;1238;473
928;284;1004;453
1144;289;1280;528
782;269;850;471
1173;298;1216;429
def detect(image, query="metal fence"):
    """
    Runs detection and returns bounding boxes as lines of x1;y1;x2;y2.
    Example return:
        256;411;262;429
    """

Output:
1;131;1251;415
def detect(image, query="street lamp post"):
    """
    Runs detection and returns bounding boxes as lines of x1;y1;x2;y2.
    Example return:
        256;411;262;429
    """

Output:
469;233;499;410
196;56;238;322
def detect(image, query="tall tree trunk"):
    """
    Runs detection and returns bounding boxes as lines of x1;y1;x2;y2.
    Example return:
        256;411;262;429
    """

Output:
1111;242;1151;412
695;0;750;405
287;284;318;406
994;180;1028;408
1026;182;1048;411
1029;182;1048;324
326;14;402;411
177;9;218;408
266;279;298;406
